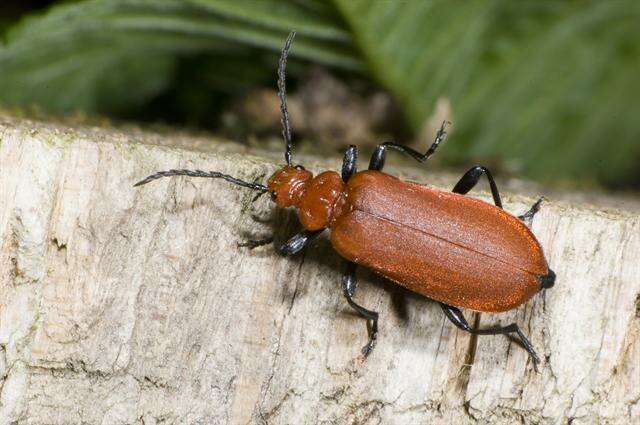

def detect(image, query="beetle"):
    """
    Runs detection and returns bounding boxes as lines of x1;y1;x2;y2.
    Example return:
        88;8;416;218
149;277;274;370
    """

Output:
134;31;555;368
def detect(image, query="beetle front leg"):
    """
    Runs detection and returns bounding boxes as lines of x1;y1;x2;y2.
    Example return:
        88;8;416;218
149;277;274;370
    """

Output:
452;166;503;209
277;229;323;255
440;303;540;370
368;121;449;171
342;262;379;357
238;237;274;249
239;229;322;255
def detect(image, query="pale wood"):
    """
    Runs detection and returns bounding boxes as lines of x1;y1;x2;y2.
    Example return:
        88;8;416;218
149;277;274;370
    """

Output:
1;114;638;424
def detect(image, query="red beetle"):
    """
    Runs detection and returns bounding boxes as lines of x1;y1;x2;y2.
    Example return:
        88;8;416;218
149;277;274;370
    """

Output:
135;32;555;368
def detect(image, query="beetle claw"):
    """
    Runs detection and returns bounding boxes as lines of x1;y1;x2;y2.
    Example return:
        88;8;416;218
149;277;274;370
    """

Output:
519;197;546;223
531;356;540;373
361;332;377;358
361;341;376;358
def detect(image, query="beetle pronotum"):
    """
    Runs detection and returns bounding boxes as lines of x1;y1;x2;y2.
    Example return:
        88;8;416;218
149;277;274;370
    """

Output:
135;31;555;369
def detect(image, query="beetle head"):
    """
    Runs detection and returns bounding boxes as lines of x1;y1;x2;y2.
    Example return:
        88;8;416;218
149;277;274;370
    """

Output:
267;165;313;208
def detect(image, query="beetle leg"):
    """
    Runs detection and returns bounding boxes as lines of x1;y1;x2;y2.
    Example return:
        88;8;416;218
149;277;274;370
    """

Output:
342;262;379;357
452;166;503;208
277;229;323;256
239;230;322;254
518;197;545;223
368;121;450;171
238;237;274;249
440;303;540;369
342;145;358;182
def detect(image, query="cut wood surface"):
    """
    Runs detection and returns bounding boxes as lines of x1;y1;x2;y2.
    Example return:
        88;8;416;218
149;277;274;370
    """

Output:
1;114;639;424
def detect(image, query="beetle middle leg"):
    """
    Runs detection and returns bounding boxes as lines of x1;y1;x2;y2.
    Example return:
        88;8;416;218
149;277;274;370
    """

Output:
440;303;540;369
342;261;379;357
368;121;450;171
452;166;503;208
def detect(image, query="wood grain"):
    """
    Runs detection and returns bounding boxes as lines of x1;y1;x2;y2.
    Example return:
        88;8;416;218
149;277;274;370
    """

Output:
1;114;638;424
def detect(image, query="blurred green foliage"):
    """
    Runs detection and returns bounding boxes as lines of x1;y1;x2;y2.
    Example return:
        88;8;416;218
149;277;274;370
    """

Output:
1;0;639;188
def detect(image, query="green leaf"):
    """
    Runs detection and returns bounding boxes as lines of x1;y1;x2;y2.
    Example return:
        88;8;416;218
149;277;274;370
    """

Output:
0;0;363;115
334;0;640;185
3;0;639;186
187;0;350;41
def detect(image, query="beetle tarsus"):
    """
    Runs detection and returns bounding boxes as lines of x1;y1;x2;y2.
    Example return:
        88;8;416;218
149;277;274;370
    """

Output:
440;303;541;369
518;197;546;222
361;333;377;357
368;120;450;171
238;237;274;249
342;262;379;358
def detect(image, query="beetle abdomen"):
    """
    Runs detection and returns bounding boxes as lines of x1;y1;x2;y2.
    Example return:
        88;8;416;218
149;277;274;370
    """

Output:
331;210;539;312
330;171;549;312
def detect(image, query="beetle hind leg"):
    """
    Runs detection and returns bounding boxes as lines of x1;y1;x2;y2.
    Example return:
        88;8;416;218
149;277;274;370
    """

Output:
518;197;545;223
452;166;503;208
440;303;541;370
342;262;379;357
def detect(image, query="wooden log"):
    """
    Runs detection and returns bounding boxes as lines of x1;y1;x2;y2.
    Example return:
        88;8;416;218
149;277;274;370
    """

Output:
1;114;638;424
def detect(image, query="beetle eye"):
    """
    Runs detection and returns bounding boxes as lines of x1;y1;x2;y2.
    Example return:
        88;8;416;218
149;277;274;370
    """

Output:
270;191;277;201
294;165;305;170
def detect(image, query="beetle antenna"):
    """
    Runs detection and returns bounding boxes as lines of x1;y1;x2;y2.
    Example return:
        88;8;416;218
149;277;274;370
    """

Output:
278;30;296;166
133;169;268;192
